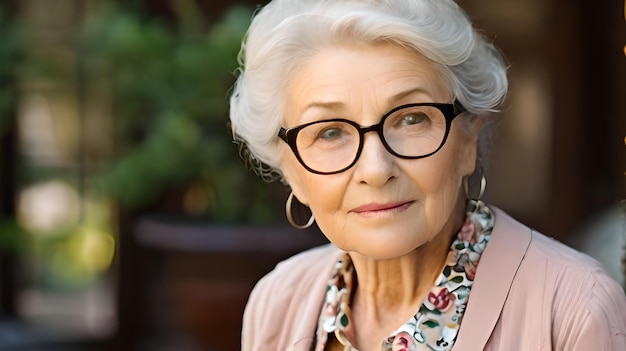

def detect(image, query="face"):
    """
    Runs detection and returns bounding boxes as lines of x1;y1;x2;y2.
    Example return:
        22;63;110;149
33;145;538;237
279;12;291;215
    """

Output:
279;43;481;259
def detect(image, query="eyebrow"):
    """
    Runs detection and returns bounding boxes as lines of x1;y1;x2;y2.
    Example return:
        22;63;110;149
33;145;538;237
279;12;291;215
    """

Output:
302;100;345;113
390;86;429;102
301;86;430;113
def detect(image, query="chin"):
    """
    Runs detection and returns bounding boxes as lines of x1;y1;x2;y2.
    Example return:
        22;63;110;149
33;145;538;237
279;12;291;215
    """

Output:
321;220;433;259
348;240;421;260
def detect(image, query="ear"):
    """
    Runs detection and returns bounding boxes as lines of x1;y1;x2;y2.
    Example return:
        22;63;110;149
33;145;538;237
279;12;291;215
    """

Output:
460;115;484;177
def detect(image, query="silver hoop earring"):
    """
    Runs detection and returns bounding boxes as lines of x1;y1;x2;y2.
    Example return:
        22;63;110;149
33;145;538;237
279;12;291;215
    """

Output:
286;192;315;229
463;168;486;201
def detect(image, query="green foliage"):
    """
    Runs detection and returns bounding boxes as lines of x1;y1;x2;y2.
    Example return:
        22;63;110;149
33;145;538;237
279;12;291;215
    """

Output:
0;10;19;134
0;219;25;252
82;5;278;223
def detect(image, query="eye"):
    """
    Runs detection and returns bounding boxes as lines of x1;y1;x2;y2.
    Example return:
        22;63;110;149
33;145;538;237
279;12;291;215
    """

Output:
402;113;428;125
319;127;343;140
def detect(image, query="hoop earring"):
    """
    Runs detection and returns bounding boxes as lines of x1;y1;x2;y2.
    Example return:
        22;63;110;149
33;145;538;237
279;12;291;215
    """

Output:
463;168;486;201
286;192;315;229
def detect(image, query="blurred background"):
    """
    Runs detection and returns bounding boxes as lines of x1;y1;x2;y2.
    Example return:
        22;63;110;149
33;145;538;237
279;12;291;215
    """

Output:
0;0;624;350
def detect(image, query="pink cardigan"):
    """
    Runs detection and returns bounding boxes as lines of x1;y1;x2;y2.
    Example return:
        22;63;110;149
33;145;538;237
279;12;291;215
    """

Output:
242;208;626;350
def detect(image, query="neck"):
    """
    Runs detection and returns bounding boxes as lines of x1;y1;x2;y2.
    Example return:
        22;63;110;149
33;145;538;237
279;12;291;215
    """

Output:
349;201;466;326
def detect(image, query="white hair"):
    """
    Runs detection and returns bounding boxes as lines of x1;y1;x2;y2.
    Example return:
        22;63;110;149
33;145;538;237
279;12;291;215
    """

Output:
229;0;508;180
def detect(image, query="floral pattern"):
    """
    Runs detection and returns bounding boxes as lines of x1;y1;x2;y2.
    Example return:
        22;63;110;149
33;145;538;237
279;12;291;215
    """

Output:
315;200;495;351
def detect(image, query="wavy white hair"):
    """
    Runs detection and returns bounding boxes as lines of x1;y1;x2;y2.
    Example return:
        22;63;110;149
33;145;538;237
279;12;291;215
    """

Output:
229;0;508;181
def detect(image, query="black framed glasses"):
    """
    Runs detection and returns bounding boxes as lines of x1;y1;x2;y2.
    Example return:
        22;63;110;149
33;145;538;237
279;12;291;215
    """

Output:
278;100;467;175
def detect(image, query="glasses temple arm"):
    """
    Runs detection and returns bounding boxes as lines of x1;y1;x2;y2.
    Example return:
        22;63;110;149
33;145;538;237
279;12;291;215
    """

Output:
453;100;468;115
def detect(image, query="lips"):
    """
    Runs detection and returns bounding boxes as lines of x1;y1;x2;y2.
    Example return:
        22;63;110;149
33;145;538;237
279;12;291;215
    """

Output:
350;201;413;214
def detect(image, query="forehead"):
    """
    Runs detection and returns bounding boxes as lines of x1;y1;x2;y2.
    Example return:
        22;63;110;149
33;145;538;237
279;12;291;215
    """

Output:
283;43;451;123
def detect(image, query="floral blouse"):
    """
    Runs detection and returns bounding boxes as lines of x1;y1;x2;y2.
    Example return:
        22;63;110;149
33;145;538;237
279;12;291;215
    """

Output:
316;200;495;351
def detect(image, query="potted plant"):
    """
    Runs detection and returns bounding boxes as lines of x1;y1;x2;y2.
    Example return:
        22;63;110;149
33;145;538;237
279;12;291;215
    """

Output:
82;3;282;223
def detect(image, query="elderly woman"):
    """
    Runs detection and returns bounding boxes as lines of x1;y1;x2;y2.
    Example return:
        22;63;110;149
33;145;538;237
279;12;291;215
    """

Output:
229;0;626;350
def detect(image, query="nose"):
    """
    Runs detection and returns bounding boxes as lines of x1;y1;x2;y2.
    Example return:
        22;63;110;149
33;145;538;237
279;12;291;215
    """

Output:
352;132;396;186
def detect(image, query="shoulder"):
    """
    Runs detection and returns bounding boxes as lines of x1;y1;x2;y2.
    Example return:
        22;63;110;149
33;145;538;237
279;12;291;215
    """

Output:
242;244;341;350
490;209;626;349
488;207;619;287
523;227;623;301
527;231;626;349
526;229;611;280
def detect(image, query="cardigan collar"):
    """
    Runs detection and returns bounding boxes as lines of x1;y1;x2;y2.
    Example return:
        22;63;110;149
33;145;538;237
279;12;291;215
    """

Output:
452;207;532;350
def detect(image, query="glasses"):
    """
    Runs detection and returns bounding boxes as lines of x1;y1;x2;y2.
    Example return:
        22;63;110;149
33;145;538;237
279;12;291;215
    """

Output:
278;100;467;175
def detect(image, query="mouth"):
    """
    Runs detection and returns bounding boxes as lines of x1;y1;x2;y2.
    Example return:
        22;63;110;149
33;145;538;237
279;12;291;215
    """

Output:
350;201;414;215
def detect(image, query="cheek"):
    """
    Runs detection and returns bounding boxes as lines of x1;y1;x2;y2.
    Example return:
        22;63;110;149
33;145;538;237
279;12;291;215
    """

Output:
279;150;348;212
302;175;349;217
419;139;468;195
420;156;464;207
415;135;474;225
419;173;462;239
283;170;350;244
441;124;479;181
